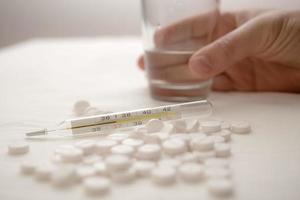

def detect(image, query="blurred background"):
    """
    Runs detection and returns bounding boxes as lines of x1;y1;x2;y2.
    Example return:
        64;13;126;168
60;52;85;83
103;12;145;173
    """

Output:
0;0;300;48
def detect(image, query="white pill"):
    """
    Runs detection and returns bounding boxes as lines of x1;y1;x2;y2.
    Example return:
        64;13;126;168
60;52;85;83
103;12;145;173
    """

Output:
210;135;226;144
93;162;108;176
221;121;231;130
178;163;205;182
106;155;131;171
218;130;232;142
189;133;207;141
133;161;156;177
20;161;36;174
122;138;144;149
153;132;170;142
133;126;147;138
73;100;90;116
231;121;251;134
145;119;164;133
215;143;231;157
161;124;176;134
110;167;136;183
74;140;96;155
206;168;231;179
142;133;160;144
111;145;135;157
190;137;214;151
136;144;161;160
35;164;55;181
195;151;216;162
169;134;190;145
8;142;29;155
60;148;83;163
201;121;221;134
171;119;187;133
207;179;233;197
158;158;181;169
186;119;200;133
151;166;176;185
51;166;76;186
176;152;199;163
84;177;110;195
107;133;129;143
162;139;187;156
204;158;230;169
76;165;97;181
95;139;118;154
83;155;102;165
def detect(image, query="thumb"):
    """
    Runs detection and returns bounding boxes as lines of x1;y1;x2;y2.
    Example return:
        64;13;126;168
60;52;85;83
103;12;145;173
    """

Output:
189;16;266;79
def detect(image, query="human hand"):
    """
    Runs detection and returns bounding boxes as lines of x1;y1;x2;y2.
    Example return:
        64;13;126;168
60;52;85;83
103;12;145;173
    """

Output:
138;10;300;92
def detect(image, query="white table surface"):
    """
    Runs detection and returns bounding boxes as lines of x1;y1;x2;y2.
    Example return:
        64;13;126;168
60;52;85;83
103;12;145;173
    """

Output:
0;38;300;200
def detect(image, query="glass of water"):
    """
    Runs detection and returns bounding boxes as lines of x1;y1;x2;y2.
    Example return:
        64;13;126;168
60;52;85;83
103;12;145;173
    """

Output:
141;0;220;102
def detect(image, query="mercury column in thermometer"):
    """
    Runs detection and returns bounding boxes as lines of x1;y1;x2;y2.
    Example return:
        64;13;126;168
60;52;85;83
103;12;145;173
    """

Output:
26;100;212;137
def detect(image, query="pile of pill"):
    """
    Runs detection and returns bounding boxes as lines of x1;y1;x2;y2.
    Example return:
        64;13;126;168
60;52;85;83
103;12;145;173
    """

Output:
11;117;251;197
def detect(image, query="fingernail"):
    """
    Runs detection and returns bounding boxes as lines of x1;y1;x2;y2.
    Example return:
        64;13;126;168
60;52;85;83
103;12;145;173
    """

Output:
189;56;213;78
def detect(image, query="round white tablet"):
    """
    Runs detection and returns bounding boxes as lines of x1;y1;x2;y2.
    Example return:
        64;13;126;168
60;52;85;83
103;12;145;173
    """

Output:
215;143;231;157
169;134;190;145
189;133;207;141
151;166;176;185
153;132;170;143
133;161;156;177
171;119;187;133
190;137;214;151
110;167;136;183
158;158;181;169
136;144;161;160
8;142;29;155
76;165;97;181
35;164;55;181
205;168;231;179
110;145;135;157
73;100;90;116
231;121;251;134
207;179;233;197
178;163;205;182
60;147;83;163
107;133;129;143
105;155;131;171
186;119;200;133
145;119;164;133
142;133;160;144
204;158;230;169
201;121;221;134
221;122;231;130
84;177;110;195
210;135;226;144
95;139;118;154
219;130;232;142
51;166;76;186
20;161;36;175
195;151;216;162
161;124;176;134
176;152;199;163
82;155;103;165
162;139;187;156
93;162;108;176
74;140;96;155
122;138;144;149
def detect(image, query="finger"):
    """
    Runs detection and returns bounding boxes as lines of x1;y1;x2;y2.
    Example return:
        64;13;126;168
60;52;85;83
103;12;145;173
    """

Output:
137;55;145;70
212;74;235;91
154;9;219;47
189;15;267;79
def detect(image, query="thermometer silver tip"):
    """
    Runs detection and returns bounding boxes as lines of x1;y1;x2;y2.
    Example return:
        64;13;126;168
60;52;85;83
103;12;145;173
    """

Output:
25;129;47;137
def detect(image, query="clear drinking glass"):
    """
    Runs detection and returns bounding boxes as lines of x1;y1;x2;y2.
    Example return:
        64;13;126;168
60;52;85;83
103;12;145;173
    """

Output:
141;0;220;102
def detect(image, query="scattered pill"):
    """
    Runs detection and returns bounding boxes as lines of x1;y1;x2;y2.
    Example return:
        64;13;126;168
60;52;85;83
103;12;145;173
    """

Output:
74;140;96;155
158;158;181;169
95;139;118;154
162;139;187;156
110;167;136;183
153;132;170;143
84;177;111;195
76;165;97;181
122;138;144;149
186;119;200;133
176;152;199;163
8;142;29;155
133;161;156;177
161;124;176;134
60;147;83;163
20;161;36;174
107;133;129;143
210;135;226;143
215;143;231;157
93;162;108;176
195;151;216;162
178;163;205;182
51;166;76;186
219;130;232;142
111;145;135;157
82;155;102;165
151;166;176;185
169;134;190;145
35;164;55;181
190;137;214;151
171;119;187;133
189;133;207;141
136;144;161;160
207;179;233;197
106;155;131;171
201;121;221;134
142;133;160;144
145;119;164;133
231;121;251;134
73;100;90;116
221;122;231;130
